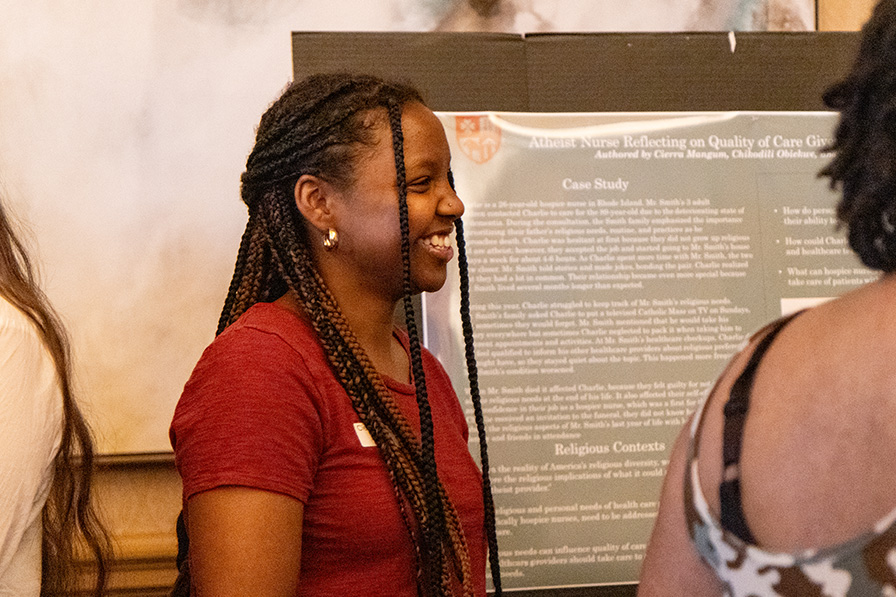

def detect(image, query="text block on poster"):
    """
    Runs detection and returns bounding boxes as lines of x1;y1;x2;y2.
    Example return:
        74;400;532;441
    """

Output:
422;112;874;591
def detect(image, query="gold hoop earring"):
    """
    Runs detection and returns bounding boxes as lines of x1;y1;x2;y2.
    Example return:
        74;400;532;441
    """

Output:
323;228;339;251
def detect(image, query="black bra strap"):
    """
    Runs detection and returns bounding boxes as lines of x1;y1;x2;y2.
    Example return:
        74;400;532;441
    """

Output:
720;311;802;543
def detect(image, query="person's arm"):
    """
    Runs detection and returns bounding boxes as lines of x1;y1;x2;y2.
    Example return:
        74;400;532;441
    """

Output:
187;486;304;596
0;317;62;576
637;419;722;597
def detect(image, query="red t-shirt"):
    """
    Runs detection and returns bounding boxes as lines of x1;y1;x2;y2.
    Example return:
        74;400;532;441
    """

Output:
170;302;486;596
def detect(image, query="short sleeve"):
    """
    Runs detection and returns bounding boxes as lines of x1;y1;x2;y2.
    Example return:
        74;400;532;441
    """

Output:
170;324;325;503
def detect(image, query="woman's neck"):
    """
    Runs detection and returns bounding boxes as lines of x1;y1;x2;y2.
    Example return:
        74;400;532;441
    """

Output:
275;290;410;383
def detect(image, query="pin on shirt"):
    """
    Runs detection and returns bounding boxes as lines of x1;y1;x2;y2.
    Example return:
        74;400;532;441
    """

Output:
353;422;376;447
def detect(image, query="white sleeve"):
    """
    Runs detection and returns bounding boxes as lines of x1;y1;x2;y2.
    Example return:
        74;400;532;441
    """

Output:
0;301;63;583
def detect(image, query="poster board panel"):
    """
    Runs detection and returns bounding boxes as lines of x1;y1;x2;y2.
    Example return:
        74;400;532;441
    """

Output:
424;110;864;592
524;32;858;111
291;32;862;595
293;32;859;112
291;32;529;111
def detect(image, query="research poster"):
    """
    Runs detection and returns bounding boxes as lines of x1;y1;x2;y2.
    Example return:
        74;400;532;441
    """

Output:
423;112;875;591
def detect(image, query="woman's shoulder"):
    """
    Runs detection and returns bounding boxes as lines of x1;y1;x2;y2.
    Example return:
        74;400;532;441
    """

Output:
205;302;323;363
222;301;314;340
173;303;341;451
694;285;896;551
0;294;62;459
0;295;57;383
181;302;332;407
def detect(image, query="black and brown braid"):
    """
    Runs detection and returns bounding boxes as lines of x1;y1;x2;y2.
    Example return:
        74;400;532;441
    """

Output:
188;73;501;596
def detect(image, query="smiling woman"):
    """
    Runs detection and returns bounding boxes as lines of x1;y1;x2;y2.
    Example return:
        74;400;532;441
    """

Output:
168;73;501;596
304;101;464;310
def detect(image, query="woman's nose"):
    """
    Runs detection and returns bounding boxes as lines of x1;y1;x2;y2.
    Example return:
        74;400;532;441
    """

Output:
439;186;464;218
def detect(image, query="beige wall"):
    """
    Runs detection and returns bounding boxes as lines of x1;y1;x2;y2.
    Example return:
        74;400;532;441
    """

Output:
819;0;877;30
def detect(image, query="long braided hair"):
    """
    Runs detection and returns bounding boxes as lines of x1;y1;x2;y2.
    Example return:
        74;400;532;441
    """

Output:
220;73;500;595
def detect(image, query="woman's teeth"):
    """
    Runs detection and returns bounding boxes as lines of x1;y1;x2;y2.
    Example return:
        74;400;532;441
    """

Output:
424;234;449;247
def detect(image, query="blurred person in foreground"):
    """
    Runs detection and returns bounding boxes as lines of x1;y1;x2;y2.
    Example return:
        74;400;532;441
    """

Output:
639;1;896;594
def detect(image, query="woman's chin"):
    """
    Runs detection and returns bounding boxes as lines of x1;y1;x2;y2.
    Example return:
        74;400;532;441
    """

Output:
409;275;448;296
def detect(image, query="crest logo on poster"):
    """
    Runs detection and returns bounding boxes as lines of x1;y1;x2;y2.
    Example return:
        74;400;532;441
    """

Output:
456;115;500;164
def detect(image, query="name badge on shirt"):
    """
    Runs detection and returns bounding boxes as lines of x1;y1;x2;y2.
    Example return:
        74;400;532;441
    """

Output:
353;422;376;447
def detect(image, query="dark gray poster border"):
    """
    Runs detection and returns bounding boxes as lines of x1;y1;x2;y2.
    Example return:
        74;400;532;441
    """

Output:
292;31;859;112
291;30;860;597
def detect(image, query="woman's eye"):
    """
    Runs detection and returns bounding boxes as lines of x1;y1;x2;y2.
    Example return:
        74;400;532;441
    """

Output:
408;178;431;191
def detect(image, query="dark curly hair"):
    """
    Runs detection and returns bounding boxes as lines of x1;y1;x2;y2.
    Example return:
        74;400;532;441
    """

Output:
820;0;896;272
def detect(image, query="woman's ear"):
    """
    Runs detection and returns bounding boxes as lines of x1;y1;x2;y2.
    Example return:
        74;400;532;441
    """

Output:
294;174;337;233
